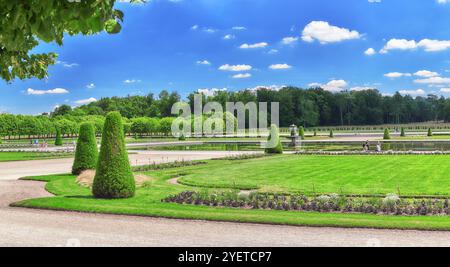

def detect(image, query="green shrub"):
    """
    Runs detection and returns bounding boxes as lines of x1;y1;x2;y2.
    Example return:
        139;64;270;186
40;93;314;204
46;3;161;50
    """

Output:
72;123;98;175
329;130;334;138
178;134;186;141
265;124;283;154
428;128;433;137
383;128;391;140
299;126;305;140
55;128;63;146
92;112;135;199
313;129;317;137
400;127;406;137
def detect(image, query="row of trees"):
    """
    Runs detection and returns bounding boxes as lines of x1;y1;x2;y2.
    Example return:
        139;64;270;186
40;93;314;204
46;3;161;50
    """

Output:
55;88;450;128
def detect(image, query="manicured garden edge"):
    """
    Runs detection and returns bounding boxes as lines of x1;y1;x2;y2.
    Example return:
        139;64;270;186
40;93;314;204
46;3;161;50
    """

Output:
12;174;450;231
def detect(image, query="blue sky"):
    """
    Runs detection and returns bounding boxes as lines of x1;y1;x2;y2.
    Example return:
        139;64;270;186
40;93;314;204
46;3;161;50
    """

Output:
2;0;450;114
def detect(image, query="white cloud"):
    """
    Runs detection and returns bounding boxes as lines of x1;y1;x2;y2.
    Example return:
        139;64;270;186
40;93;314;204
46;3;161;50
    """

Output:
380;38;450;53
301;21;361;44
219;64;252;72
247;85;286;92
27;88;69;95
269;64;292;70
223;34;235;40
191;25;199;30
309;80;348;92
380;39;417;54
417;39;450;52
364;48;376;56
399;89;426;96
414;70;439;78
438;0;449;4
232;73;252;79
440;88;450;93
414;76;450;84
281;37;299;45
196;60;211;65
384;72;412;78
124;79;141;84
86;83;95;89
203;28;217;34
75;98;97;105
267;49;279;54
56;61;79;68
368;0;382;3
240;42;268;49
197;88;227;97
232;26;246;31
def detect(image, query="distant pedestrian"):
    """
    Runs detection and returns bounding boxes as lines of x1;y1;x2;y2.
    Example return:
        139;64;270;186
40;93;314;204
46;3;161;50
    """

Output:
376;142;382;153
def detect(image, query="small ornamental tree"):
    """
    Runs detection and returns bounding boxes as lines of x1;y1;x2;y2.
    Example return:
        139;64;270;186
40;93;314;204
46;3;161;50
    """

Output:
299;126;305;140
329;130;334;138
400;127;406;137
72;123;98;175
428;128;433;137
93;112;135;199
265;124;283;154
313;129;317;137
383;128;391;140
55;128;63;146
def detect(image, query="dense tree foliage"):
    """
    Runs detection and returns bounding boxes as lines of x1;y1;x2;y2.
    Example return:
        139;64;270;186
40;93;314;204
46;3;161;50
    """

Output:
93;112;135;199
0;0;141;82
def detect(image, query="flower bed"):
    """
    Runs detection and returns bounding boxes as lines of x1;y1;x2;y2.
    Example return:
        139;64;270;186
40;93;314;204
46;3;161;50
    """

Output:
296;150;450;156
163;191;450;216
132;160;207;172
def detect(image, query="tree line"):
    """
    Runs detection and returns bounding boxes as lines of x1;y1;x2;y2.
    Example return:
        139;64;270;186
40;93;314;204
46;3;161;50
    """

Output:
3;87;450;139
73;88;450;127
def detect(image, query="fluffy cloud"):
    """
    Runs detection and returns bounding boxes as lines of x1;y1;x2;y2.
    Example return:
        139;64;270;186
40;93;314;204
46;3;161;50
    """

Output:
240;42;268;49
269;64;292;70
124;79;141;84
414;70;439;78
414;76;450;84
440;88;450;93
309;80;348;92
398;89;426;96
301;21;361;44
281;37;299;45
232;26;246;31
219;64;252;72
232;73;252;79
197;60;211;65
223;34;235;40
384;72;412;78
380;38;450;53
368;0;381;3
75;98;97;105
350;86;375;91
86;83;95;89
27;88;69;95
438;0;449;4
364;48;376;56
56;61;79;68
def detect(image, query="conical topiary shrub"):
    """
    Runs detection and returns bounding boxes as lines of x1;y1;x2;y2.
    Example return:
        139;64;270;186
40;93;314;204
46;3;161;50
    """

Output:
383;128;391;140
400;127;406;137
265;124;283;154
299;126;305;140
428;128;433;137
72;123;98;175
313;129;317;137
329;130;334;138
55;128;63;146
93;112;135;199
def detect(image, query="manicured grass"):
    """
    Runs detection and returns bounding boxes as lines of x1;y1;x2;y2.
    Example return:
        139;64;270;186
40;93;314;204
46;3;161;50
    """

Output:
0;152;73;162
12;155;450;231
178;155;450;196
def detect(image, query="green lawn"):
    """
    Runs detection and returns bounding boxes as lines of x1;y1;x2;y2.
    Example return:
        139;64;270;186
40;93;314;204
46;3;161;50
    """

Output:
178;155;450;196
0;152;73;162
13;154;450;231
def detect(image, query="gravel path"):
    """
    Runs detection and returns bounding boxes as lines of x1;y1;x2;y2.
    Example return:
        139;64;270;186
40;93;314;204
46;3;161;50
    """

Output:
1;151;450;247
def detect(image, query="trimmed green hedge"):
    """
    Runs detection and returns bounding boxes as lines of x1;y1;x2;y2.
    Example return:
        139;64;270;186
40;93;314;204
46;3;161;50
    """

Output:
383;128;391;140
55;128;63;146
72;123;98;175
92;112;135;199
